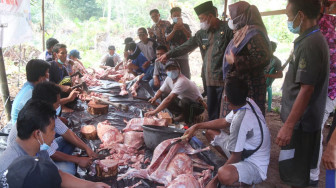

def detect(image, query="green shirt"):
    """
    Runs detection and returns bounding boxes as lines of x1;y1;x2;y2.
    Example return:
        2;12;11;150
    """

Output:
167;20;233;86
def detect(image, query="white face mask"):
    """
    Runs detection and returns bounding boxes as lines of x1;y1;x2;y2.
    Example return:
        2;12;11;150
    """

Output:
200;21;210;30
228;19;236;30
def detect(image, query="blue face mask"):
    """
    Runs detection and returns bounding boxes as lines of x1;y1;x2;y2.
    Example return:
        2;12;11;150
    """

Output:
57;59;64;65
56;105;61;116
37;132;50;151
287;12;302;34
172;17;178;23
167;70;179;80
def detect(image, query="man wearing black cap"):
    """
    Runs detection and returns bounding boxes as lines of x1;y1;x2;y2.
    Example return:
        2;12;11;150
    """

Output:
157;1;233;121
3;155;62;188
69;49;87;76
145;60;206;124
100;45;122;69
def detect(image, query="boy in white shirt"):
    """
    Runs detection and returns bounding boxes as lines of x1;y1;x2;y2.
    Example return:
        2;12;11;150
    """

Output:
184;77;271;187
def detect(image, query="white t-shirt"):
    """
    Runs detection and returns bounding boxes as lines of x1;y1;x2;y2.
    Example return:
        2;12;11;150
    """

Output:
100;53;122;66
159;74;202;102
225;98;271;180
137;41;156;62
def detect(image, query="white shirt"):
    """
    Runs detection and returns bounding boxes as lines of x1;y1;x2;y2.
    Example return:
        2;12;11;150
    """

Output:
100;53;122;66
159;74;202;101
137;41;156;62
225;98;271;180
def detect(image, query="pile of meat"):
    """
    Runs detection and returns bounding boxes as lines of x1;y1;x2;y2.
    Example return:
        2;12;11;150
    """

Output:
118;138;214;187
79;92;103;101
95;117;167;170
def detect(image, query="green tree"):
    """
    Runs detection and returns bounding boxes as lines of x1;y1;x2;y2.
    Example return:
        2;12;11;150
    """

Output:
56;0;103;21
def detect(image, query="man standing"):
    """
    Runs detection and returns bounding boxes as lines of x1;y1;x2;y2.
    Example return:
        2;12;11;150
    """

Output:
38;38;59;62
100;45;122;69
165;7;192;79
148;9;171;48
157;1;233;120
276;0;329;187
137;27;157;65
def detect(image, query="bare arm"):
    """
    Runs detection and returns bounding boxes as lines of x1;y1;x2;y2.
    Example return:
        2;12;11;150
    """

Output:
59;170;110;188
184;118;230;139
62;130;97;158
225;152;242;165
265;70;283;79
51;151;92;168
276;84;314;146
145;92;177;117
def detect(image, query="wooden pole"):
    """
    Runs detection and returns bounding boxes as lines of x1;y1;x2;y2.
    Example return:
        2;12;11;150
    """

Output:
0;47;11;122
42;0;45;51
260;9;286;17
223;0;228;19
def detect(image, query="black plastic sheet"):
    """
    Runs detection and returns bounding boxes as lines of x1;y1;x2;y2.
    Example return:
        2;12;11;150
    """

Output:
0;79;225;187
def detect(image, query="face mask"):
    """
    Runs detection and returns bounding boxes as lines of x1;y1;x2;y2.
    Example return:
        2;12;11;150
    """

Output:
56;105;61;116
287;12;302;34
37;132;50;151
57;59;64;65
228;19;235;30
200;21;210;30
167;70;179;80
172;17;178;23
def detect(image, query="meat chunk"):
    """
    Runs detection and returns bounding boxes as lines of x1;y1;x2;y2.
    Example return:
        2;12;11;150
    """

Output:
123;117;168;132
167;174;201;188
123;131;144;149
167;153;193;179
97;121;124;148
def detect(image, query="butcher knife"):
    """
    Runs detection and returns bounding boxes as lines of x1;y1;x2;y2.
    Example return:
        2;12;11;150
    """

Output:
91;96;129;112
71;82;89;92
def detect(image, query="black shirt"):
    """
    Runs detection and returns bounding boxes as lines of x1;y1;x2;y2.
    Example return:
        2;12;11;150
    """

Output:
165;23;191;49
49;61;69;84
281;25;330;132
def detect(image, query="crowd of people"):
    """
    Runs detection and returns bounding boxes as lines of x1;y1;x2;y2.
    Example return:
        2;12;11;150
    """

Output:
1;0;336;187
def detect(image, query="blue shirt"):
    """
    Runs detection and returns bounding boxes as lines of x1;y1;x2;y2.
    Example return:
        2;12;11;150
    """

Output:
132;52;149;74
10;82;34;125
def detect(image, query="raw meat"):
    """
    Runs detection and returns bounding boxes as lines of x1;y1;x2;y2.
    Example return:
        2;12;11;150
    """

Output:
130;74;144;97
123;131;144;149
167;174;201;188
119;82;128;96
166;153;193;179
80;125;97;140
120;138;211;185
157;112;172;124
123;117;168;132
97;121;124;148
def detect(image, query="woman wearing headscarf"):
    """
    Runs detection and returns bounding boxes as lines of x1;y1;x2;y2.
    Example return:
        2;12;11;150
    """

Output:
221;1;271;117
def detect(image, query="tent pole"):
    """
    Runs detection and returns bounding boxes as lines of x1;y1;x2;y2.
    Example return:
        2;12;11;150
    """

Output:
0;47;11;122
42;0;45;51
223;0;228;19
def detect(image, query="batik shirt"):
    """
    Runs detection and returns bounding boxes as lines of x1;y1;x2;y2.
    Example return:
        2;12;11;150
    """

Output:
151;20;171;48
319;14;336;100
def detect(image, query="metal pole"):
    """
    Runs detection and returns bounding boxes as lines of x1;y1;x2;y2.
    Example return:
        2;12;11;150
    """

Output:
42;0;45;51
